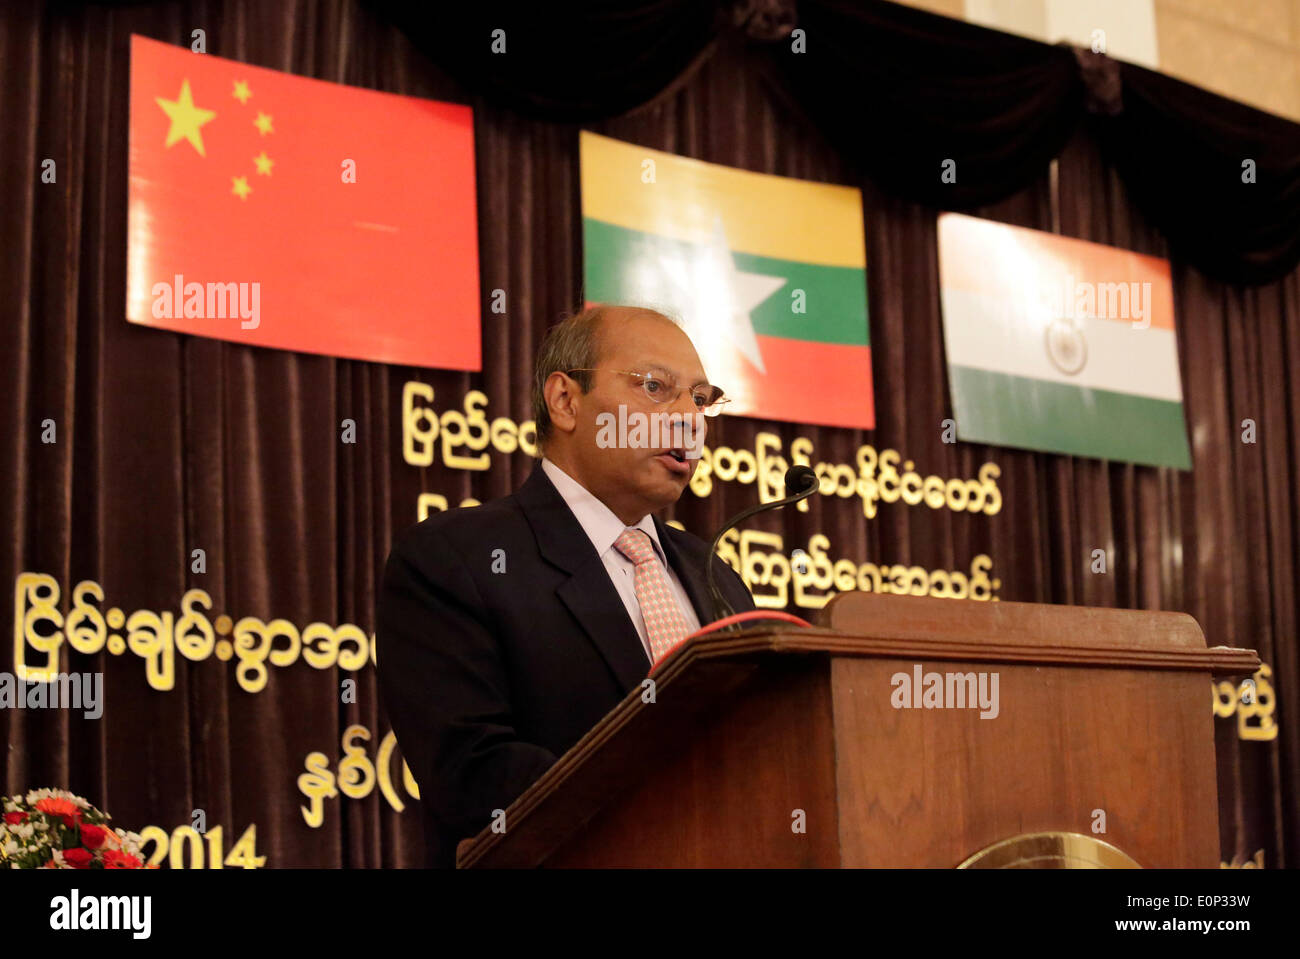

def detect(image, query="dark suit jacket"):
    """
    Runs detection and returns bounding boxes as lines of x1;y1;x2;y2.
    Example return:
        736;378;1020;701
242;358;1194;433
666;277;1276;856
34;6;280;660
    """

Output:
376;462;757;867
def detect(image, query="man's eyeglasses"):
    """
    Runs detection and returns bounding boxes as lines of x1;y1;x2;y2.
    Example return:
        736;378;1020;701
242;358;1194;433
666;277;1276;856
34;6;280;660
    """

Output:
566;369;730;417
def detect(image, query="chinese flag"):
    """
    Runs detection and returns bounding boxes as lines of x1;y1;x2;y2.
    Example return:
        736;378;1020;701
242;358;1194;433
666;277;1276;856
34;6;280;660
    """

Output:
127;35;480;369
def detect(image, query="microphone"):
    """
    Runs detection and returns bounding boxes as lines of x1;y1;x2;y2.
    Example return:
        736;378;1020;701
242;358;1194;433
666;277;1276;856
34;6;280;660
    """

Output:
705;464;819;628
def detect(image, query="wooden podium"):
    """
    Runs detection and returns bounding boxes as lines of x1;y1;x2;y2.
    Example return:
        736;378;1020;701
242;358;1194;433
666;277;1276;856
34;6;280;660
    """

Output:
457;593;1258;868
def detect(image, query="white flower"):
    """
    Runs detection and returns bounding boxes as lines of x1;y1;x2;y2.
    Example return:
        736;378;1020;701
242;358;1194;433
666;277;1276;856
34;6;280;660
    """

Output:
51;789;90;810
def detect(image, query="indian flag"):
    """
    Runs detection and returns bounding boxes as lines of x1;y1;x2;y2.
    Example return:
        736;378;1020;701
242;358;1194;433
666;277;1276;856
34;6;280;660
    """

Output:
938;213;1192;470
580;131;873;430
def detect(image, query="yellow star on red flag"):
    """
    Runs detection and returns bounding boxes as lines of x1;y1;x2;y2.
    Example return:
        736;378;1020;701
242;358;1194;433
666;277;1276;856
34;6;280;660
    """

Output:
156;80;216;156
127;33;482;371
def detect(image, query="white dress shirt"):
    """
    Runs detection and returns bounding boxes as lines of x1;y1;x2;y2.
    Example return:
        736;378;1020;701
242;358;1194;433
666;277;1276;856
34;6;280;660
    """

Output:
541;457;702;662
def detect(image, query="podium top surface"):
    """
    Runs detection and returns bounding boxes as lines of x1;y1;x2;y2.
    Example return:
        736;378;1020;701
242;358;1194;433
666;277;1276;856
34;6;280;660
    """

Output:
631;593;1258;683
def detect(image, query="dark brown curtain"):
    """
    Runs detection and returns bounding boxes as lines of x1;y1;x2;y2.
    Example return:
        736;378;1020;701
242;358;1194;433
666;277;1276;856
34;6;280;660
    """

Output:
1097;62;1300;285
369;0;733;122
772;0;1086;210
1;0;1294;868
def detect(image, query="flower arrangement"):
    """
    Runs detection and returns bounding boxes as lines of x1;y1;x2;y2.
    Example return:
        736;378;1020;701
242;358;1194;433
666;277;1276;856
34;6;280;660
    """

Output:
1;788;153;869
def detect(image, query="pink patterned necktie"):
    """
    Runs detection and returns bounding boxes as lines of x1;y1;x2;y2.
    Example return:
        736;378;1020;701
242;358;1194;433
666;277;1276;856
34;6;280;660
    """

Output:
612;527;693;665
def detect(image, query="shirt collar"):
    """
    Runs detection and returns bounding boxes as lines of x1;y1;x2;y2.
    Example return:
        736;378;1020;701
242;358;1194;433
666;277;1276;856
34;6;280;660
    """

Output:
541;457;665;563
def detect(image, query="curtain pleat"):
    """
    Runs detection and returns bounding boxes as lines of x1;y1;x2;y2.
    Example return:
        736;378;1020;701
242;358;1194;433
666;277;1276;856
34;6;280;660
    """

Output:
0;0;1294;869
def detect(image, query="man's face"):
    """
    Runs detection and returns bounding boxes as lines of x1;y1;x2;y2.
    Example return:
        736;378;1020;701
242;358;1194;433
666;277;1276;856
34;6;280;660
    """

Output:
562;310;712;523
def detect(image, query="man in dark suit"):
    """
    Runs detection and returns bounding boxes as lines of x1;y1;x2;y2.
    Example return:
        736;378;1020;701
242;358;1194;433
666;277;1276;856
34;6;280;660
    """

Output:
377;304;757;868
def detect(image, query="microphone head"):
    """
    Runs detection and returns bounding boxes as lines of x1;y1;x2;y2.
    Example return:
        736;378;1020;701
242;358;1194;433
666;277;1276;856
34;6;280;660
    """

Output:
785;464;818;495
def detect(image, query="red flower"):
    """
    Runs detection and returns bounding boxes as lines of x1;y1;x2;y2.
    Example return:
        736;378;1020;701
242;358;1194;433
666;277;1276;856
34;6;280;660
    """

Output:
35;798;82;830
35;797;78;818
2;812;27;824
80;823;108;849
101;849;143;869
62;848;94;869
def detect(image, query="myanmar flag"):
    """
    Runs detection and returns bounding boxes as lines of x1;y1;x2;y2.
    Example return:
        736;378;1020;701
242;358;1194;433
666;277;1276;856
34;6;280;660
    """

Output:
580;132;873;430
938;213;1192;469
127;35;480;369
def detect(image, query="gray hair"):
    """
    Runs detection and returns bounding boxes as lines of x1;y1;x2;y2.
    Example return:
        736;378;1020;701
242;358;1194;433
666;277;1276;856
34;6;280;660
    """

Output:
532;304;684;452
532;305;607;452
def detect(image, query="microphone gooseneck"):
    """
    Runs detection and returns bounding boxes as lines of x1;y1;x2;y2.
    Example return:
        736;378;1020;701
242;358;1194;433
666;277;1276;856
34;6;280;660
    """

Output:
705;464;818;629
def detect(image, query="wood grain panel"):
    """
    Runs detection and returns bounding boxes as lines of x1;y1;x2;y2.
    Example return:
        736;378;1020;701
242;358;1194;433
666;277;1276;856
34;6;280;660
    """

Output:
549;660;840;867
831;656;1220;867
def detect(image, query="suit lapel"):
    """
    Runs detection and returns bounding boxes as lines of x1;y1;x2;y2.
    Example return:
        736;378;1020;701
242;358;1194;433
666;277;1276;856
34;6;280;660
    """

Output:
654;515;716;627
515;464;652;688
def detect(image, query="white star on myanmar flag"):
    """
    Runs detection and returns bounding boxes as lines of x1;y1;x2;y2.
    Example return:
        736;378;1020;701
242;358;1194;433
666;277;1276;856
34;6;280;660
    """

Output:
658;215;786;375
